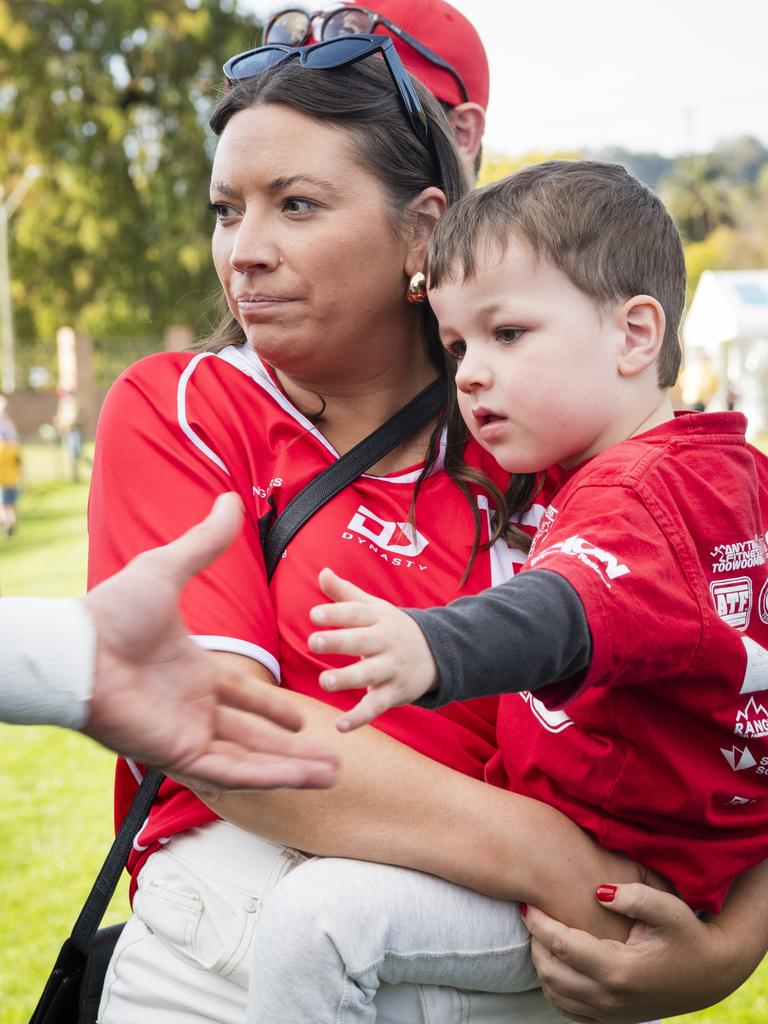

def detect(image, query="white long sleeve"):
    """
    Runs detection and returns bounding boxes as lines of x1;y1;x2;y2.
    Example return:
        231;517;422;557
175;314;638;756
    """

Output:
0;597;95;728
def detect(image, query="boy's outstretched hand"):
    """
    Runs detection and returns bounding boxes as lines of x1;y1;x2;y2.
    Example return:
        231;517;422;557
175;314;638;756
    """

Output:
310;568;438;731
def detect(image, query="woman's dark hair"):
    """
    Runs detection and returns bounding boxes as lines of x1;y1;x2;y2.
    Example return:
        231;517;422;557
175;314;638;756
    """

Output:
202;56;537;569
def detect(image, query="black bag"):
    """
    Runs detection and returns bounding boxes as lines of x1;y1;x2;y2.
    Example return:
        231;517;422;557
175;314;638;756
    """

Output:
29;376;447;1023
30;938;85;1024
30;926;125;1024
28;771;163;1024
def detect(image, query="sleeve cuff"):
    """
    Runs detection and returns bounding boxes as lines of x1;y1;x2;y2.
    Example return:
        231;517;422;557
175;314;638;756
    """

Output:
0;597;95;729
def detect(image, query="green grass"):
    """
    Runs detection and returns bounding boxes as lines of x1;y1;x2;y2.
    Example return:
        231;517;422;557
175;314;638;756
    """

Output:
0;447;766;1021
0;447;130;1023
0;727;132;1022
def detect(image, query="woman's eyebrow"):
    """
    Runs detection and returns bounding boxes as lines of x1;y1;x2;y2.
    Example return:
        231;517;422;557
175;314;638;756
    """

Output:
268;174;340;195
210;180;238;197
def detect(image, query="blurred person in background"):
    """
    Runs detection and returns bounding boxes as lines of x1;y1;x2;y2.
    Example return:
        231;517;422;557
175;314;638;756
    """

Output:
54;388;85;482
0;396;21;536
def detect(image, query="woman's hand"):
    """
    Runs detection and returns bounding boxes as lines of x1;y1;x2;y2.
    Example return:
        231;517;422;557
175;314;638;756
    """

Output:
309;568;438;730
525;879;766;1022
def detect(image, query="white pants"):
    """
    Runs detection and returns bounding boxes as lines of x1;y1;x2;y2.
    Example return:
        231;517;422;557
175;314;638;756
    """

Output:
247;855;541;1023
98;821;569;1024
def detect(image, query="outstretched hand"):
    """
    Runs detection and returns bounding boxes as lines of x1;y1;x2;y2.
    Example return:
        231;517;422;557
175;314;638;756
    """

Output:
82;493;337;791
309;568;438;731
525;883;734;1022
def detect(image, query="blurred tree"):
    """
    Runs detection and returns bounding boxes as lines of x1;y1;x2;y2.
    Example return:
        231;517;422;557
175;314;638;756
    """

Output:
0;0;260;341
671;141;768;297
478;149;581;187
659;153;735;243
590;146;675;189
711;135;768;185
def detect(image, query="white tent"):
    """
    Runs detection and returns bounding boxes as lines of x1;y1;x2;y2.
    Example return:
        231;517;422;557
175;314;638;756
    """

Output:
683;270;768;438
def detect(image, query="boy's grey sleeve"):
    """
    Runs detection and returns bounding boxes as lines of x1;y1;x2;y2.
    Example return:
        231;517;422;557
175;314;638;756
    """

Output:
406;569;591;707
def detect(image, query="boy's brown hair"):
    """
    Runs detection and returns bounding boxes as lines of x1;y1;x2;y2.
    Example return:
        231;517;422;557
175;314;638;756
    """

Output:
427;160;685;387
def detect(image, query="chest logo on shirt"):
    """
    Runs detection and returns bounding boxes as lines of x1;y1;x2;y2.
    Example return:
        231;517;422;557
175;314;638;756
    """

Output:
720;744;757;771
734;697;768;739
710;536;768;574
252;478;283;499
342;505;429;569
710;577;752;631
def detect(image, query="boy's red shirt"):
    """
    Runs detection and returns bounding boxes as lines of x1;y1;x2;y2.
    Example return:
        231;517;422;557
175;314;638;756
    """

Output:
487;412;768;912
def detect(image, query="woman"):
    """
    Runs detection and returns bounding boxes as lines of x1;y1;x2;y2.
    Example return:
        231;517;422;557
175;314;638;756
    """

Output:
89;41;767;1023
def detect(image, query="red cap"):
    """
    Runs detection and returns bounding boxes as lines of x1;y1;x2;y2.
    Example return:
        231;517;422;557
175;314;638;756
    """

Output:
338;1;489;109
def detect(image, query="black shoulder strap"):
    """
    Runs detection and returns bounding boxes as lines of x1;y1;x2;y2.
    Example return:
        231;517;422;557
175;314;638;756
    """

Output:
264;376;447;581
69;768;164;953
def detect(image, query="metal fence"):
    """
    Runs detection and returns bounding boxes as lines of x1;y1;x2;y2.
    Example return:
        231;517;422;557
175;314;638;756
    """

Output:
15;335;164;390
91;337;164;388
13;338;58;390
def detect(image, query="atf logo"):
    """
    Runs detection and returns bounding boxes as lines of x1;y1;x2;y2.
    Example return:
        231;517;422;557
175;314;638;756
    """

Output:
710;576;752;631
734;696;768;739
345;505;429;557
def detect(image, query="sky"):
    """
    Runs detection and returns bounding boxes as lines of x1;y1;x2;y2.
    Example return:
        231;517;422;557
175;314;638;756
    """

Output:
238;0;768;158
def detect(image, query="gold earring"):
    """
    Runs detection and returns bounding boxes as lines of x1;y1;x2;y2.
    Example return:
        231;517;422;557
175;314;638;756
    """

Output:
406;271;427;304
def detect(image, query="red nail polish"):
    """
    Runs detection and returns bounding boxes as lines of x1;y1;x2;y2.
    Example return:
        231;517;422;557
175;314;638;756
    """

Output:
519;902;528;917
596;885;617;903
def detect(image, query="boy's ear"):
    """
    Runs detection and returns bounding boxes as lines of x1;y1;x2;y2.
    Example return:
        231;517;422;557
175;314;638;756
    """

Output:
404;187;447;278
616;296;666;378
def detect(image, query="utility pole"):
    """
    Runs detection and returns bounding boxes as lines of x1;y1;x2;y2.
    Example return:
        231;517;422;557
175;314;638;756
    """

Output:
0;165;43;394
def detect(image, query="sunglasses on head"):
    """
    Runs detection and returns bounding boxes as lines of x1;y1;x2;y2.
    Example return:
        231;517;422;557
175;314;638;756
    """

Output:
265;5;469;105
223;33;432;150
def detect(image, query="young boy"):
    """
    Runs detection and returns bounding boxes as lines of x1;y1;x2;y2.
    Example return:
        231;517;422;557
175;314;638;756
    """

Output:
246;162;768;1022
